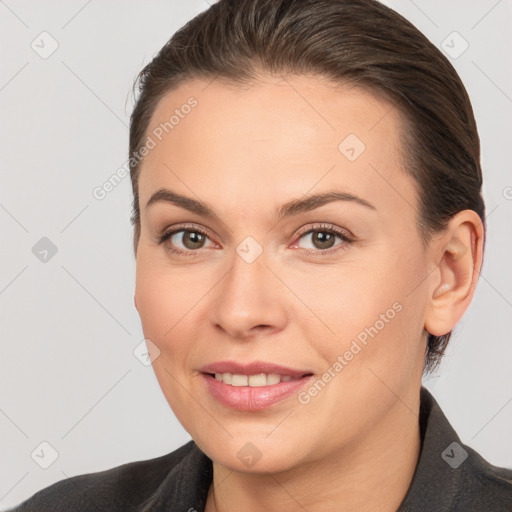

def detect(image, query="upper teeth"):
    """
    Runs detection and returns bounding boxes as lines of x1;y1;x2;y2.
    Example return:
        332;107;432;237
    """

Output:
214;373;295;387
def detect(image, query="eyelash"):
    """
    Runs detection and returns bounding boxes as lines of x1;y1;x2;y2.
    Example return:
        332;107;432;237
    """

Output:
155;223;355;257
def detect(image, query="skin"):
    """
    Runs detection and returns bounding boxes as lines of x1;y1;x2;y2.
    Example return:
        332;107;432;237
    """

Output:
133;75;484;512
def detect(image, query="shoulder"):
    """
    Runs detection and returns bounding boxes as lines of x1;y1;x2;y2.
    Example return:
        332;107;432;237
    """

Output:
7;441;199;512
453;443;512;511
399;387;512;511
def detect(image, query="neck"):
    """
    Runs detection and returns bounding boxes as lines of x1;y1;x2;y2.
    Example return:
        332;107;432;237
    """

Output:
205;390;422;512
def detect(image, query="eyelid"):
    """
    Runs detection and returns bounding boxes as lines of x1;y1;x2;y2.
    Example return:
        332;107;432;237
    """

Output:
155;222;213;241
294;222;354;240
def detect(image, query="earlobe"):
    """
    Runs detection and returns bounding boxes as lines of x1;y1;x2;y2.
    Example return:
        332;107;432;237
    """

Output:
424;210;484;336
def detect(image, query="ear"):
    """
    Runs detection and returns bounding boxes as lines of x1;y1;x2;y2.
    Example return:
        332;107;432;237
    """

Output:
424;210;485;337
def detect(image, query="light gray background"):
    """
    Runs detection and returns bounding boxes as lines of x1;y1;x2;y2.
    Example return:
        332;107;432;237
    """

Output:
0;0;511;508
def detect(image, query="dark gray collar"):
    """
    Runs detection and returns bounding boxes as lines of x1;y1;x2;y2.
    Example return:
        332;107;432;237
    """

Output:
397;386;463;511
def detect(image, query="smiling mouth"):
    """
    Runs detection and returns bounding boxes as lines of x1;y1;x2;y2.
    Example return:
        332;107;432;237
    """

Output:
205;372;314;387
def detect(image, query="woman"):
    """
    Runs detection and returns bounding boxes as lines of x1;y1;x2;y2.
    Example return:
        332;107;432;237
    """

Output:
11;0;512;510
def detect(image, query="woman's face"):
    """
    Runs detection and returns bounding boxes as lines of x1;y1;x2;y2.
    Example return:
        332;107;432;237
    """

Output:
134;75;432;472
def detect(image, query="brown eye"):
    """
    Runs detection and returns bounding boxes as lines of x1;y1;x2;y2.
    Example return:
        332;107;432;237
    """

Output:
310;231;336;250
182;231;206;249
171;230;207;250
157;226;215;256
298;229;345;251
294;224;354;255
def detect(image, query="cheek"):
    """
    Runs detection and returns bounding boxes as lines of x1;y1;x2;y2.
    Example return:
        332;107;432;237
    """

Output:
282;257;397;344
135;274;176;339
334;249;428;378
134;261;203;427
287;246;426;372
134;255;219;379
135;250;206;339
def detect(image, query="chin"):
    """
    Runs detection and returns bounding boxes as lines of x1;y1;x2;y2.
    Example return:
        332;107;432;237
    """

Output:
193;431;312;475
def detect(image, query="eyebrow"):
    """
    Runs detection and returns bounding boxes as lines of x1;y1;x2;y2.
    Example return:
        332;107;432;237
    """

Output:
145;187;376;220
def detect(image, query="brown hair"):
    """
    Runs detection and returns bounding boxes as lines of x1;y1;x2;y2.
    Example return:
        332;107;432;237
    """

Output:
129;0;486;374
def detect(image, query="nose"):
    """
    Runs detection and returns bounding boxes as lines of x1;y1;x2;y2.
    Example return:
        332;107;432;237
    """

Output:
208;248;288;341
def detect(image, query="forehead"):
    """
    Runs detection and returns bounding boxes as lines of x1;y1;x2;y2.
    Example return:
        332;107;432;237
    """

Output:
138;75;417;221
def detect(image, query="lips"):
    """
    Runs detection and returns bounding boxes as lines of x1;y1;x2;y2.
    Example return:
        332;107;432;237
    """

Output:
199;360;312;378
199;360;314;411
